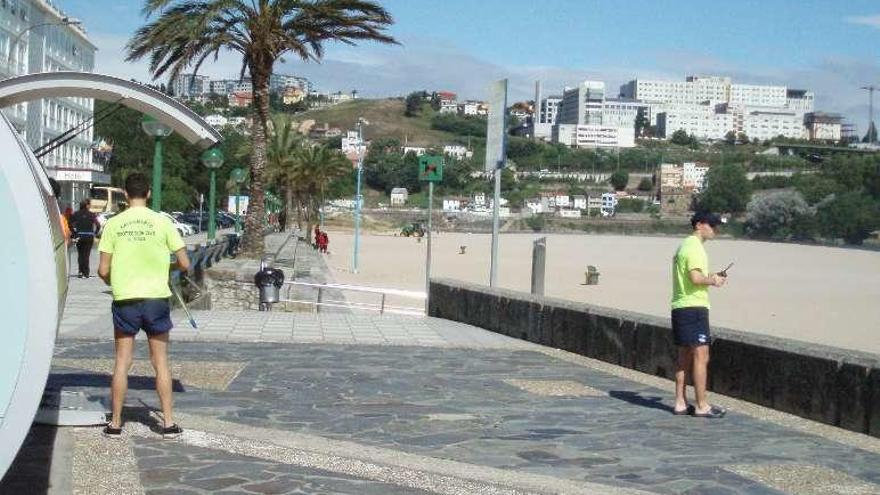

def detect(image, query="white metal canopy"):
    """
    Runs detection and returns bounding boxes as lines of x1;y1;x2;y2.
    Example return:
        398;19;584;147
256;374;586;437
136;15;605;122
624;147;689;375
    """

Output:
0;72;222;148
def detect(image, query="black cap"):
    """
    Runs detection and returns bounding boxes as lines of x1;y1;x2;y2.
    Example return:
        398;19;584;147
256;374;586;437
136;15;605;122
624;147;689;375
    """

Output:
691;212;723;228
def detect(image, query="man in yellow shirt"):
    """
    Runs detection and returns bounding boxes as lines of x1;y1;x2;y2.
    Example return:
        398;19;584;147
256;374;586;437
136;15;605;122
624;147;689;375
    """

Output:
671;212;727;418
97;173;190;438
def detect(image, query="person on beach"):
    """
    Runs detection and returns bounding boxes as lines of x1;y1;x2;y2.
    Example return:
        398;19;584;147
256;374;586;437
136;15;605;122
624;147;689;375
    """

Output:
97;173;190;438
671;212;727;419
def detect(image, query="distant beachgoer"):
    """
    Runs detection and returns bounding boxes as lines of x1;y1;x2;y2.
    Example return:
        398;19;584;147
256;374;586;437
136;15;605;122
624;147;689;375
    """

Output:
278;208;287;232
314;225;321;250
319;231;329;253
70;199;100;278
671;212;727;419
97;172;191;439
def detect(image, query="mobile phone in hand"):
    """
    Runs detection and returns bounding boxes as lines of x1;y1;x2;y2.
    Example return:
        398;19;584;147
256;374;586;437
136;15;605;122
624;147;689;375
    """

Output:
718;262;734;277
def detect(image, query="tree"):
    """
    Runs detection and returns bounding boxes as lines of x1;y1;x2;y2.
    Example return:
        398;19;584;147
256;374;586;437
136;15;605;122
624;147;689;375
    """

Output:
670;129;691;146
744;190;814;240
289;145;353;231
265;118;304;230
634;107;651;138
724;130;736;146
126;0;397;257
736;132;749;145
637;177;653;191
405;91;428;117
816;192;880;245
695;163;752;213
609;171;629;191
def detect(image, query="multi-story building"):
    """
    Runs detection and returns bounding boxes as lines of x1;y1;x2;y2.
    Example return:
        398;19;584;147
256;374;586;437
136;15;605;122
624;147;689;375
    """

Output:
682;162;710;192
554;123;635;148
170;73;209;98
269;73;311;93
533;96;561;140
804;112;843;141
0;0;99;209
786;89;814;114
558;81;605;126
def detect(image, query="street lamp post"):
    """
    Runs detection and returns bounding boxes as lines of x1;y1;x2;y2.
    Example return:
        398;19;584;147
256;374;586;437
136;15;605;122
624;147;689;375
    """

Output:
230;167;246;233
201;148;225;241
352;117;367;274
141;115;173;211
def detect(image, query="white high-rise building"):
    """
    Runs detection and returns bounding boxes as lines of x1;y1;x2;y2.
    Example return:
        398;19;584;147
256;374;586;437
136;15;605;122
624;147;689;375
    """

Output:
558;81;606;126
170;73;210;98
0;0;99;209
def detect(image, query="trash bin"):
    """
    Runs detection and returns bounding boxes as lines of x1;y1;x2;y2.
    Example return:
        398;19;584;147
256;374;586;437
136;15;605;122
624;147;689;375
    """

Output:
586;265;600;285
254;267;285;305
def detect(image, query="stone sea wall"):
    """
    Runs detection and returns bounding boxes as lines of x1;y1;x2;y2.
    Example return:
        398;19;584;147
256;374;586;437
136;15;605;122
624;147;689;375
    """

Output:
429;278;880;438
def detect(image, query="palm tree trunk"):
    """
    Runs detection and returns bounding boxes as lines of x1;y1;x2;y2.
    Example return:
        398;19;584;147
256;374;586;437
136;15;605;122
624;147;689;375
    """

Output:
239;70;271;257
285;187;294;231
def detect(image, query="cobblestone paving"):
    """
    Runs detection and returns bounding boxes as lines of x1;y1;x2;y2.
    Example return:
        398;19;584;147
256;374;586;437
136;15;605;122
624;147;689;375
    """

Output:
133;438;436;495
38;340;880;494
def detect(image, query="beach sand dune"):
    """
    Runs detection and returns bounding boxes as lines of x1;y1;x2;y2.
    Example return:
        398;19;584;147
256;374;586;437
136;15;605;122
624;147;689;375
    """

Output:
320;231;880;355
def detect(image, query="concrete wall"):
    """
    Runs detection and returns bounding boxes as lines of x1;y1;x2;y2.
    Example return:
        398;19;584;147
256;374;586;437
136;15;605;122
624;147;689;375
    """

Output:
428;278;880;437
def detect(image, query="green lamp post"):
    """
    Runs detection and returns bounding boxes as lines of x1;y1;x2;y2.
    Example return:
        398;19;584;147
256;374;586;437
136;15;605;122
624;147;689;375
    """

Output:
230;167;246;233
140;115;173;211
201;148;225;241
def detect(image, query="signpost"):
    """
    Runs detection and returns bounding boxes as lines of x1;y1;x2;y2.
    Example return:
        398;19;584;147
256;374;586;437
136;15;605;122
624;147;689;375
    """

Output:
485;79;508;287
419;155;443;313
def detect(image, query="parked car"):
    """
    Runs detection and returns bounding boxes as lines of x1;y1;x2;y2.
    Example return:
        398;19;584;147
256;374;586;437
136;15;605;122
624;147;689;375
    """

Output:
160;211;194;237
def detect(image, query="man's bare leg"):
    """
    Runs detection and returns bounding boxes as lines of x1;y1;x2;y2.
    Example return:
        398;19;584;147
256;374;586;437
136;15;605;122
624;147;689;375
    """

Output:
147;332;174;427
692;345;711;413
674;347;693;412
110;330;135;428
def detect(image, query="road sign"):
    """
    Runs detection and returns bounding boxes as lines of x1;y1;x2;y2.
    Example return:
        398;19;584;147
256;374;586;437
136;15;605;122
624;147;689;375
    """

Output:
419;155;443;182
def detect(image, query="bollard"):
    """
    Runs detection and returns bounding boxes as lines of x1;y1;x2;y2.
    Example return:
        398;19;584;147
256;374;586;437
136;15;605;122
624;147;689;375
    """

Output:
584;265;600;285
459;245;467;254
531;237;546;296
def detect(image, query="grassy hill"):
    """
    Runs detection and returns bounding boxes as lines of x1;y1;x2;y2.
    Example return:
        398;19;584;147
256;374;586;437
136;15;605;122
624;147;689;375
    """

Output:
293;98;466;147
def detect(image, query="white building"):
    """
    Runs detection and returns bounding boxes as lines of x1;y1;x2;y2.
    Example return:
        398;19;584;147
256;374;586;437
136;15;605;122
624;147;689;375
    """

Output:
572;195;587;210
204;114;228;129
657;105;735;140
558;80;606;126
439;99;458;114
804;112;842;141
601;192;618;215
554;193;570;208
524;198;544;215
557;209;581;218
402;146;426;156
171;73;210;98
533;95;562;141
786;89;814;114
554;124;636;148
682;162;710;192
443;198;463;212
341;130;366;155
270;73;311;93
0;0;99;209
390;187;408;206
443;145;473;160
473;192;486;207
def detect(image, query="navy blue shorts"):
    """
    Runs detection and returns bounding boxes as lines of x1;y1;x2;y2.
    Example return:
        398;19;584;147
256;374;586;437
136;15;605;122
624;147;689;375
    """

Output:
111;298;173;335
671;307;711;346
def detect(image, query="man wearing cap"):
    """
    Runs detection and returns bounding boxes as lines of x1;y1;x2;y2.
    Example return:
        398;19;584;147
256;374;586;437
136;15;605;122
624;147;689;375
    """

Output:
671;212;727;418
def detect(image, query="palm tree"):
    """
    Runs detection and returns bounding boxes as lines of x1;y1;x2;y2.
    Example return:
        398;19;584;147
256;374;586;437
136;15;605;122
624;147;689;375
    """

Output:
126;0;397;257
266;117;303;230
290;144;352;230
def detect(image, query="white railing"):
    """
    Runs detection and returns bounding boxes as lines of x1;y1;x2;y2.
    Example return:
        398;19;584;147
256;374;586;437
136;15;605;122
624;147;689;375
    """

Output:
281;281;426;316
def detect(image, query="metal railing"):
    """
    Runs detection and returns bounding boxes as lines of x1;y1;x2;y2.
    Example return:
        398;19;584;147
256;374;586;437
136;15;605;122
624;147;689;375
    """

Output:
280;281;426;316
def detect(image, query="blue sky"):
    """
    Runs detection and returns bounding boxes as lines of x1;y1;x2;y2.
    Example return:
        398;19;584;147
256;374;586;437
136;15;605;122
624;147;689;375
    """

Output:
61;0;880;133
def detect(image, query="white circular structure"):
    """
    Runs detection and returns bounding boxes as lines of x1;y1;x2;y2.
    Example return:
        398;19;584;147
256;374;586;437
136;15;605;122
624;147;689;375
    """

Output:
0;72;222;148
0;112;67;478
0;72;223;478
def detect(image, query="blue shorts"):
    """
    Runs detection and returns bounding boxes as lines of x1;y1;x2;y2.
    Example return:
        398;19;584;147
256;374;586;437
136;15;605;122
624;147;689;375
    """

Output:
671;307;711;346
111;298;173;335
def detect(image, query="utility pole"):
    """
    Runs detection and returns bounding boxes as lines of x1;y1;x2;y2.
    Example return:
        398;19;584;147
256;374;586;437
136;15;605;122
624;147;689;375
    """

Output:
352;117;366;273
861;85;878;143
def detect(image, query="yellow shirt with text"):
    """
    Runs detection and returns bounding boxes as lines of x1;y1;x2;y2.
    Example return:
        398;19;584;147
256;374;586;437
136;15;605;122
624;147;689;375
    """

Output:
671;234;710;309
98;206;184;301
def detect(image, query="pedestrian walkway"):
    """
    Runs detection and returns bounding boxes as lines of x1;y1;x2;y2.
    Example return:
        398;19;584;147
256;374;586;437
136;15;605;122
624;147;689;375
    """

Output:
5;237;880;494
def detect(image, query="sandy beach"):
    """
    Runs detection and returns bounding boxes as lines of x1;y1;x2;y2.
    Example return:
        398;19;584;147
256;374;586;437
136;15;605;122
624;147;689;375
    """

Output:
317;230;880;355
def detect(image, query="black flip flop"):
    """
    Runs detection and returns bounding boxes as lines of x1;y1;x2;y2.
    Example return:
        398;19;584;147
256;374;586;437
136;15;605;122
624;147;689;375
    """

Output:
693;406;727;418
673;404;696;416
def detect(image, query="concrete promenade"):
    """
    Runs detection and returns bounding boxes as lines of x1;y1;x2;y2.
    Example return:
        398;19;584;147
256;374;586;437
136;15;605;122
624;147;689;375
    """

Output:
3;234;880;494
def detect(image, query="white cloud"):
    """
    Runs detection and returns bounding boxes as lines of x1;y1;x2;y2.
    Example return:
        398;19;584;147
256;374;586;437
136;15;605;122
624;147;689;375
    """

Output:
845;15;880;28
